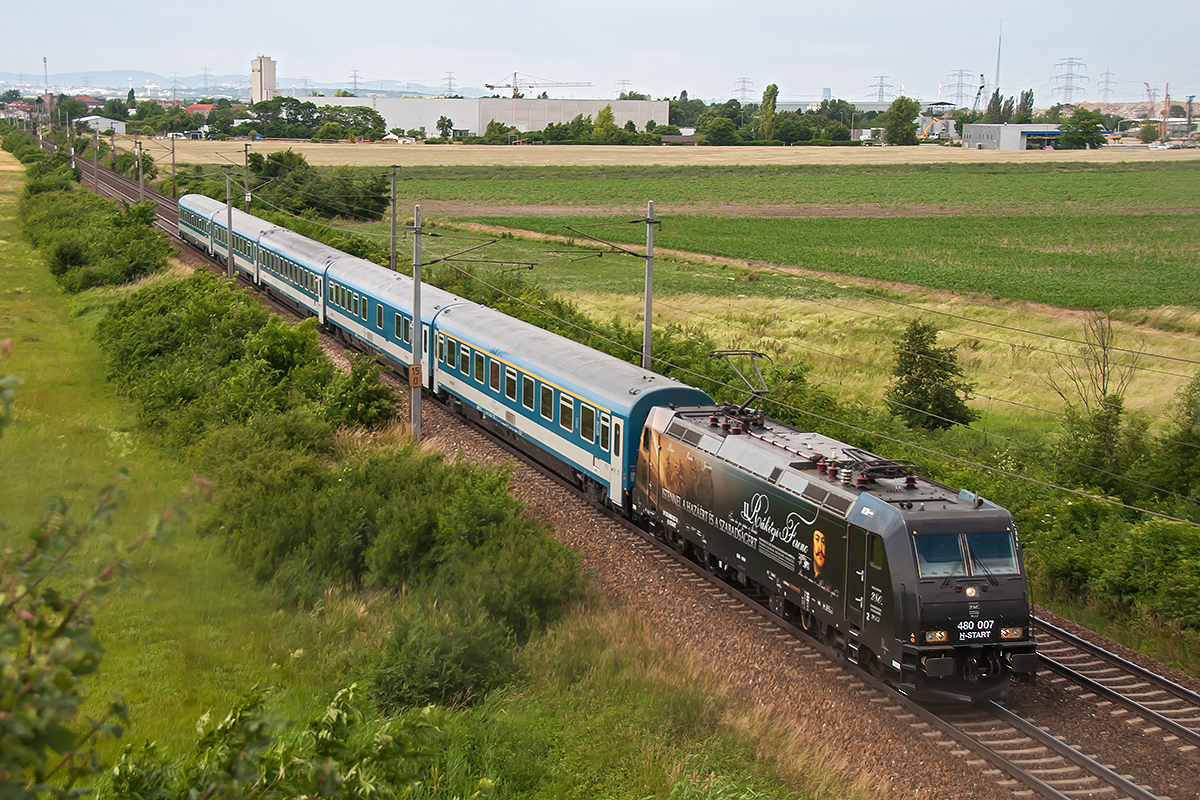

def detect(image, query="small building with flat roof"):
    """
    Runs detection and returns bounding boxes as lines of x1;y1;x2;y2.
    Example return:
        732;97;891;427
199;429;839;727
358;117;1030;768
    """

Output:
961;123;1060;150
77;115;126;135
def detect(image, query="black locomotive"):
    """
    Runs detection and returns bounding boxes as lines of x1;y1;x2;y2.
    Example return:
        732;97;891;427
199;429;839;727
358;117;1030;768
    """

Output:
633;404;1038;703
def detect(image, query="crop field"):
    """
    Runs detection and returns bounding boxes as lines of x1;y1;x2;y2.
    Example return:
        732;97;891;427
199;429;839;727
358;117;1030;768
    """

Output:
377;162;1200;214
457;212;1200;310
164;137;1200;168
331;158;1198;431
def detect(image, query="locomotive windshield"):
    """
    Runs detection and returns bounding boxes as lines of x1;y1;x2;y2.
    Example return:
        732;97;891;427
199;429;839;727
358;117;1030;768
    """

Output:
964;531;1020;575
914;531;1019;579
914;534;964;578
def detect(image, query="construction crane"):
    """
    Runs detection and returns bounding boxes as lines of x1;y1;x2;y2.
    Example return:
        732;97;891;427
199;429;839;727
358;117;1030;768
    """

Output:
485;72;592;98
971;73;987;113
1160;82;1171;139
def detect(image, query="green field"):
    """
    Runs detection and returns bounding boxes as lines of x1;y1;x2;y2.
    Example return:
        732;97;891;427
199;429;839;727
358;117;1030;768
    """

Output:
377;161;1200;212
454;212;1200;311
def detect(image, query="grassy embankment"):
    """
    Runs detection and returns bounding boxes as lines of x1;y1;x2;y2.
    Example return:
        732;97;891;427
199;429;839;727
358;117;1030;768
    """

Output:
1;151;864;798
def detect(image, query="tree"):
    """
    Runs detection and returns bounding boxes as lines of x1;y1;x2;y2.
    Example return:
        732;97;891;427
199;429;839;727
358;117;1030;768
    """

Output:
700;116;737;145
1044;312;1147;498
618;90;650;100
436;115;454;139
1057;107;1107;149
1015;90;1035;124
1;89;20;103
126;89;135;110
1139;123;1160;143
985;89;1003;124
886;320;980;430
882;96;921;145
594;104;618;140
760;84;778;141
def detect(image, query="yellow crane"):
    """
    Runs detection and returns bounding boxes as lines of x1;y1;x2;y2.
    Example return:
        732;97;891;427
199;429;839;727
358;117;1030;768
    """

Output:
485;73;592;98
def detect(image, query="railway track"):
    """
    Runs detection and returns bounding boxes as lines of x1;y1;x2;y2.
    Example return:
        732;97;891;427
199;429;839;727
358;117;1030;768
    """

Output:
40;137;180;235
1035;616;1200;754
461;439;1178;800
57;145;1189;799
607;518;1174;799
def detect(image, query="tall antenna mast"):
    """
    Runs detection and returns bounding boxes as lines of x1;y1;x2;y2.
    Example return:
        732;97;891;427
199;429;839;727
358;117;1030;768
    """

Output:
993;21;1002;98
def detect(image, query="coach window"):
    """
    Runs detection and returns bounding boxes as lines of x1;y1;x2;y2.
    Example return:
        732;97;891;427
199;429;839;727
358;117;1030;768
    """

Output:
614;422;621;458
540;385;553;421
377;305;384;330
581;405;596;443
522;376;535;411
559;395;573;432
473;352;484;383
353;293;360;316
447;339;458;369
460;345;470;375
489;360;501;392
600;414;610;452
361;298;368;321
505;368;517;402
437;334;446;363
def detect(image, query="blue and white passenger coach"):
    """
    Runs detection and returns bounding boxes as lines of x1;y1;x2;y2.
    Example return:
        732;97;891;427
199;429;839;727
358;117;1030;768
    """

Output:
432;303;712;510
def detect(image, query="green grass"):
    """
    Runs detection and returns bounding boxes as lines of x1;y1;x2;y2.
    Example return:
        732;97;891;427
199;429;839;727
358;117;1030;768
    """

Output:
369;161;1200;212
0;184;356;753
451;213;1200;311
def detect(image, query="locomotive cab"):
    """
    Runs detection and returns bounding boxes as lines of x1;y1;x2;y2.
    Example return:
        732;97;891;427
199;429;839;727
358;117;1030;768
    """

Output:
897;509;1039;703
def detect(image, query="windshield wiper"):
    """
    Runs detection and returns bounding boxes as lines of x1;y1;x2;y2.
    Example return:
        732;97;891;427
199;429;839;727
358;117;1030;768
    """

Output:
967;543;1000;586
940;557;965;588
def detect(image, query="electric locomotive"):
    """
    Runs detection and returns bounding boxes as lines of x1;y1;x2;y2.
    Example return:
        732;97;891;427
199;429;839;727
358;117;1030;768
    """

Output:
633;404;1038;703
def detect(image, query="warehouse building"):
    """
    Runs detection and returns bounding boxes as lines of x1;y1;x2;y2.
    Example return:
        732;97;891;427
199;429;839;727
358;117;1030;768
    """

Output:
308;96;668;137
961;123;1061;150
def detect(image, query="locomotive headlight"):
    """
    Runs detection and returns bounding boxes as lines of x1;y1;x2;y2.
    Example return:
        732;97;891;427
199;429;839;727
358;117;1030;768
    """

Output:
1000;627;1024;640
965;586;978;598
924;630;948;643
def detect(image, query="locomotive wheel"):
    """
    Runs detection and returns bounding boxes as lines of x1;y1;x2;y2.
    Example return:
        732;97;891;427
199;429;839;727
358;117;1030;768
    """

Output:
672;533;687;555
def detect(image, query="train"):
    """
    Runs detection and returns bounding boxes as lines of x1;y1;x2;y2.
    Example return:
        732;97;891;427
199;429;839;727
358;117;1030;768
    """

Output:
177;193;1039;703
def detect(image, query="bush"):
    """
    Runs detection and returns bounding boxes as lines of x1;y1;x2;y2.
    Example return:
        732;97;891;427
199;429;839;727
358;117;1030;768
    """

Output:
19;187;171;291
373;604;515;709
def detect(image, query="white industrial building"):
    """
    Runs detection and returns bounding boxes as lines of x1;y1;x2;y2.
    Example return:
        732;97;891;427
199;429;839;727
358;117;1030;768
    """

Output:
961;123;1061;150
307;96;669;137
251;56;279;104
77;115;126;135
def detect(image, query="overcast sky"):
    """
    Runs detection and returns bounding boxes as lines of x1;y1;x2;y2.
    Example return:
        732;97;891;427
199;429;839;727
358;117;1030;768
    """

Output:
4;1;1197;106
